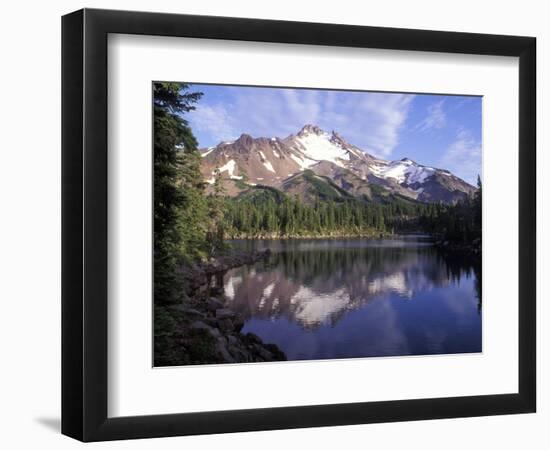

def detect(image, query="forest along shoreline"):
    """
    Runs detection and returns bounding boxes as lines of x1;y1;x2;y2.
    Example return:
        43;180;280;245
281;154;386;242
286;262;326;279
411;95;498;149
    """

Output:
154;248;287;367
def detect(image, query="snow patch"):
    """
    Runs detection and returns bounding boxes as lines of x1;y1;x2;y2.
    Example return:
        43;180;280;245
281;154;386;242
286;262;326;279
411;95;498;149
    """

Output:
217;159;237;177
258;296;266;309
263;283;275;298
406;166;434;184
292;286;349;326
295;132;350;165
201;147;214;157
263;160;276;173
369;160;434;185
368;272;413;299
290;153;316;169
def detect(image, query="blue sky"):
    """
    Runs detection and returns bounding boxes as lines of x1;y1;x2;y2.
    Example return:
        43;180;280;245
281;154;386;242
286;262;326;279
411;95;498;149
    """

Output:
183;84;482;185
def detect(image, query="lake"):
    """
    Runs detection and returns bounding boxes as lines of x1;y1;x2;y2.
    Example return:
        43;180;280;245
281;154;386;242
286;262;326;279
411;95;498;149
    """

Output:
221;237;481;362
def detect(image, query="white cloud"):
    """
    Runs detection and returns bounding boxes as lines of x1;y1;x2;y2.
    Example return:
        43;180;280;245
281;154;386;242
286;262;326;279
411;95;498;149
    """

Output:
440;128;482;185
414;99;446;132
352;93;414;157
188;87;414;158
275;90;414;158
189;104;237;145
281;89;321;126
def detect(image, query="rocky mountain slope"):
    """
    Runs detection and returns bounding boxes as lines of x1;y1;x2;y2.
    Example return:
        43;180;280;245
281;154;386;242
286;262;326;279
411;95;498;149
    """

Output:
200;124;476;203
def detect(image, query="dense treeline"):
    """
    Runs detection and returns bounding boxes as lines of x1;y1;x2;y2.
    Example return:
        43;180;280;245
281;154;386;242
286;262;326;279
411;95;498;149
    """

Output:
418;176;482;245
224;194;414;237
222;183;481;242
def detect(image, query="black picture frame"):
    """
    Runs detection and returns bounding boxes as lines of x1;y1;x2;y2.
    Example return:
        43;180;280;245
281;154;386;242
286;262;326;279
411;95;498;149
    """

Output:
62;8;536;442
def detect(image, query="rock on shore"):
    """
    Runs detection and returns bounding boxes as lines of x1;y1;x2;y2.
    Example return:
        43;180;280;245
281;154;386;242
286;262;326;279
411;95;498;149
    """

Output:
155;249;286;367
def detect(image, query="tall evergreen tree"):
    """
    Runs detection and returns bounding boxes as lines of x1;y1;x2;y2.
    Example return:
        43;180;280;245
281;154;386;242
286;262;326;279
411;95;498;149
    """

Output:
153;82;204;304
474;175;482;235
206;169;227;256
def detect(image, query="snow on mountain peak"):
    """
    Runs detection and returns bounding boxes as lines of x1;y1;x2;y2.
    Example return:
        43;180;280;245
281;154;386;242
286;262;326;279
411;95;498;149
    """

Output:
200;124;475;202
293;125;350;167
370;158;435;185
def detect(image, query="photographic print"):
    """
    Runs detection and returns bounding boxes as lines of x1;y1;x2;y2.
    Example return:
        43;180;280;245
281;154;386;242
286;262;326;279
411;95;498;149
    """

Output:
153;82;482;367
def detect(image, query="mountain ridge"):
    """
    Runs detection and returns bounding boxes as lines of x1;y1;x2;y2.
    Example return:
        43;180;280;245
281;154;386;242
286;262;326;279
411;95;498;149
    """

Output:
200;124;476;204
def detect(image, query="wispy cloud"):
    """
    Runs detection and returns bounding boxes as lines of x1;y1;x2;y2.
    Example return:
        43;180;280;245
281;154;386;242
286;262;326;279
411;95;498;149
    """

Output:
187;86;414;158
439;128;482;185
349;93;414;157
413;99;446;132
189;103;237;145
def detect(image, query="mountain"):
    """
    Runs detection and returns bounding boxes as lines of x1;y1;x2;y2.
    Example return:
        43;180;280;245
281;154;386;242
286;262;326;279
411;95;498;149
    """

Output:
200;124;476;203
281;170;355;205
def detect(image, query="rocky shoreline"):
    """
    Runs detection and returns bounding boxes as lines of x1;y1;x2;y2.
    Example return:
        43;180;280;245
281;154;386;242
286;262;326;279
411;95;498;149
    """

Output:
154;249;287;367
177;248;272;293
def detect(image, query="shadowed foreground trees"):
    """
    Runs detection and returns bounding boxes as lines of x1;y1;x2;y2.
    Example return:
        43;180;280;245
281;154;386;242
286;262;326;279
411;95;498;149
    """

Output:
154;82;205;304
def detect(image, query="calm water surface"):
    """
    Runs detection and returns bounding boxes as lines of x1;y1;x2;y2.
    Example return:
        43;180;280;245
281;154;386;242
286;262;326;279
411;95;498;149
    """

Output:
221;237;481;361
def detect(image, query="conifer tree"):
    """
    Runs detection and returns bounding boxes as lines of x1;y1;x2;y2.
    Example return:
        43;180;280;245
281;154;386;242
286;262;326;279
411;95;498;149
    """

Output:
153;82;204;303
206;169;227;256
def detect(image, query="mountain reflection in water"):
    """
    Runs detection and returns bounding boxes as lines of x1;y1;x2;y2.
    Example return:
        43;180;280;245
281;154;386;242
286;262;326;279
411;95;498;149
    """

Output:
221;238;481;361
